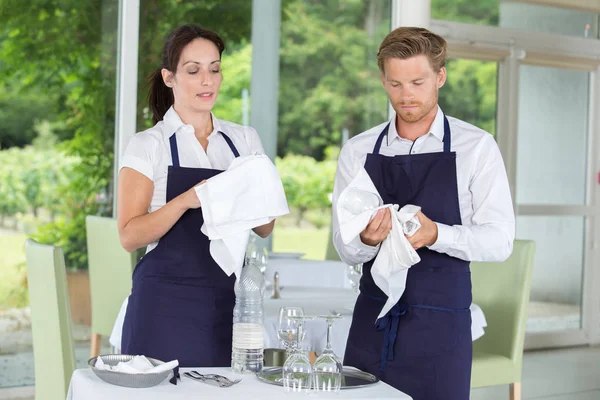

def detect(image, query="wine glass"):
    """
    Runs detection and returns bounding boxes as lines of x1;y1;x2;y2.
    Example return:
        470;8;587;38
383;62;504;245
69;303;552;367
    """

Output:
246;236;268;274
312;315;343;392
277;307;305;356
346;264;363;293
282;317;312;393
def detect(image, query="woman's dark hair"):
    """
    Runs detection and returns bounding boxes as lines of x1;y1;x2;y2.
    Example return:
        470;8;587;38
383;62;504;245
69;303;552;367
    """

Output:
148;24;225;124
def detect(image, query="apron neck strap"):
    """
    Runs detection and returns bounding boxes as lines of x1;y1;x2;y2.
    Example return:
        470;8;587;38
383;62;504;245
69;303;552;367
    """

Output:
219;131;240;158
372;123;390;155
442;115;451;153
169;134;181;167
372;115;452;155
169;131;241;167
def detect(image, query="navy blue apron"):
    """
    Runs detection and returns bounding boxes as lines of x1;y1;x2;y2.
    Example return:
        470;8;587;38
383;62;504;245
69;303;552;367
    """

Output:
343;116;472;400
121;131;241;367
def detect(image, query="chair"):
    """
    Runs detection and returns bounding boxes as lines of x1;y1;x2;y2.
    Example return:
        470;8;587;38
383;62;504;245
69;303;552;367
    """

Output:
470;240;536;400
25;239;76;400
86;215;136;357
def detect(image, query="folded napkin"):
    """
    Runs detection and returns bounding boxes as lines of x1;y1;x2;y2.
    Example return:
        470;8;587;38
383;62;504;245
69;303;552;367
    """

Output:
336;167;421;320
470;303;488;341
95;355;179;374
196;154;290;278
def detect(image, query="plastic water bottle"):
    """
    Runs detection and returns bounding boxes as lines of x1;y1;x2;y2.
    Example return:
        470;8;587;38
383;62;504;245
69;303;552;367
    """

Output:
231;263;265;373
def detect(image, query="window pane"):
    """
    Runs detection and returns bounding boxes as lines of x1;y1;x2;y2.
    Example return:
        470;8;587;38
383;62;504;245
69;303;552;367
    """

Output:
273;0;391;260
432;0;599;38
0;0;119;389
515;65;589;205
439;59;498;137
517;216;584;332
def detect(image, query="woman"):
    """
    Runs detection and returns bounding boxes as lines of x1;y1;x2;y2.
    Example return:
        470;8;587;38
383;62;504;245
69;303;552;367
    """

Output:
118;24;274;367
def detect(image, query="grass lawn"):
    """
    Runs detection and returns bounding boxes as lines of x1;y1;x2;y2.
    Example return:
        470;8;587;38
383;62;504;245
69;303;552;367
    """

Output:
272;227;329;261
0;233;27;309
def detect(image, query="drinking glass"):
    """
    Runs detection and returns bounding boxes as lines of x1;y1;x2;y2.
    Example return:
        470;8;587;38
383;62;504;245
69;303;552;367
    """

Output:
312;315;343;392
282;317;312;393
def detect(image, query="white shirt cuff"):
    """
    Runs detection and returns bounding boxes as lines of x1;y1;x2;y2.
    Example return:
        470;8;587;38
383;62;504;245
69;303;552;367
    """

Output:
350;234;380;257
428;222;454;252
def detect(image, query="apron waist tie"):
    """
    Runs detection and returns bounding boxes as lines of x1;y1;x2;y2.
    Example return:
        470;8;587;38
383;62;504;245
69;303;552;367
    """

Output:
365;294;469;373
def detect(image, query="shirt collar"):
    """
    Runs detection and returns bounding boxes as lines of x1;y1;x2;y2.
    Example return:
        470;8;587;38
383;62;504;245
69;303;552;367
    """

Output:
162;106;222;138
386;105;445;146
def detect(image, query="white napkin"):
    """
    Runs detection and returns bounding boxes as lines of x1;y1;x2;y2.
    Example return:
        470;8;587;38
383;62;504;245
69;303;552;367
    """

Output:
470;303;488;341
95;355;179;374
336;167;421;320
196;154;289;278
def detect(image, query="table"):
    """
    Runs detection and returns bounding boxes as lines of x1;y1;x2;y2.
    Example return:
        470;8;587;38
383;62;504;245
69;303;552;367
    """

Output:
67;367;411;399
111;286;486;361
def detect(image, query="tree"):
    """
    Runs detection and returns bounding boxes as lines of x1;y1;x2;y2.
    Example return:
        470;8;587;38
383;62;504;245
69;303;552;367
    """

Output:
277;0;390;159
440;59;498;136
431;0;499;26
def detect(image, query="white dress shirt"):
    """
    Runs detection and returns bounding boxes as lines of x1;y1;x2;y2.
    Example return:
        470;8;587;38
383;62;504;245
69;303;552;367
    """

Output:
332;106;515;264
120;106;265;252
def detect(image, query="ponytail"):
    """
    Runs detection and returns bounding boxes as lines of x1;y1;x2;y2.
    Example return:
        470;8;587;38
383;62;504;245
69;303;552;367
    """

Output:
148;67;173;124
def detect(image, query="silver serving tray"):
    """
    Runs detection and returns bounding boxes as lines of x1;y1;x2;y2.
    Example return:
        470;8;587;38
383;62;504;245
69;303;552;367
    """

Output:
88;354;172;388
256;366;379;389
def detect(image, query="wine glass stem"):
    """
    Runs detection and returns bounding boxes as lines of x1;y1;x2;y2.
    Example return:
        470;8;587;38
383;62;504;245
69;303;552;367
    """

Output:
325;320;333;352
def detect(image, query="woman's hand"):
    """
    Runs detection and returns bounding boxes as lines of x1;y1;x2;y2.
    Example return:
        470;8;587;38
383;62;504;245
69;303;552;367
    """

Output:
183;180;207;209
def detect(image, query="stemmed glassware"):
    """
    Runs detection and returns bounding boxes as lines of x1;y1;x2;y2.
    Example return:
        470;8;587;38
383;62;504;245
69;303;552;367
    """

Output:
312;315;343;392
278;307;312;393
246;234;269;278
346;264;363;293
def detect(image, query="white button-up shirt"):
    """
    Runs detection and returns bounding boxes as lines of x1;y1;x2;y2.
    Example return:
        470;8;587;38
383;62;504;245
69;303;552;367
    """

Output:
120;106;265;251
332;106;515;264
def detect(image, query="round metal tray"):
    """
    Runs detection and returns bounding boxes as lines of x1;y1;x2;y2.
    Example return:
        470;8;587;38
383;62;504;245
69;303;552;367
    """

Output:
88;354;172;388
256;366;379;389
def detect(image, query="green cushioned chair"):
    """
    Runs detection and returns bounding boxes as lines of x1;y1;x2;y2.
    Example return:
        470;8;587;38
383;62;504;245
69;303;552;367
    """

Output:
86;215;136;357
471;240;536;400
25;239;76;400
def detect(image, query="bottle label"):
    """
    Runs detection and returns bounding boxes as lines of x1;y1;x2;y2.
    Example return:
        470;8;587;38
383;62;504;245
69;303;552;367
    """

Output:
232;323;264;349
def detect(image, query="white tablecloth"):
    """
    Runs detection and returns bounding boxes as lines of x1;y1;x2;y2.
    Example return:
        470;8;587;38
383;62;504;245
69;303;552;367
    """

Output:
67;367;411;399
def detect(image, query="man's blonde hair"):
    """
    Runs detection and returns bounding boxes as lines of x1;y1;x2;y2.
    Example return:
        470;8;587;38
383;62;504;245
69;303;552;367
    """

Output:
377;27;447;73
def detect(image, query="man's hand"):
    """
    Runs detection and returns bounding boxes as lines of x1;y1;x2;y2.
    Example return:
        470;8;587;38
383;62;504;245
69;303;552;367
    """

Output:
359;208;392;247
406;211;438;249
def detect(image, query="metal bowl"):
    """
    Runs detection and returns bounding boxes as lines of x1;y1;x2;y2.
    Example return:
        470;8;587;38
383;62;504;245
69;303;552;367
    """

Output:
88;354;173;388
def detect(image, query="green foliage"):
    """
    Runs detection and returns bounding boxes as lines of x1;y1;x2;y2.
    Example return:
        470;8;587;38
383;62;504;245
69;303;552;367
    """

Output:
0;234;29;308
0;89;57;149
0;0;117;268
440;59;498;136
277;0;390;159
276;153;337;226
0;147;80;223
431;0;499;26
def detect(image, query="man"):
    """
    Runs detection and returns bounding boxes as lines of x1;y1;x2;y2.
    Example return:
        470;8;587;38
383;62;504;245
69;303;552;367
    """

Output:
332;27;515;399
